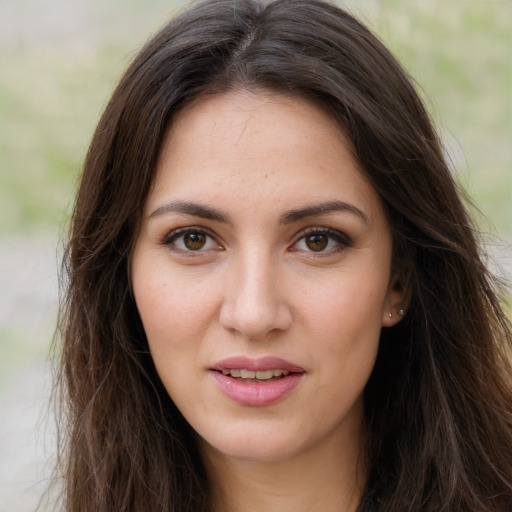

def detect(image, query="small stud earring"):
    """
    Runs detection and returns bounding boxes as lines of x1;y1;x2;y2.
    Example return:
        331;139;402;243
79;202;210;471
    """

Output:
388;312;392;318
398;309;404;316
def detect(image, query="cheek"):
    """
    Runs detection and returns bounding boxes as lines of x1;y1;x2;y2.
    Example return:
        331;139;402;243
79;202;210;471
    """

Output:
131;267;218;403
133;263;218;343
316;297;382;379
132;269;218;401
303;265;388;339
132;258;227;385
303;267;387;389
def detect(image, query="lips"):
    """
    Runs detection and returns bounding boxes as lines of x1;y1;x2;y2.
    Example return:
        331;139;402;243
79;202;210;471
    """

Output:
210;356;304;373
209;356;305;406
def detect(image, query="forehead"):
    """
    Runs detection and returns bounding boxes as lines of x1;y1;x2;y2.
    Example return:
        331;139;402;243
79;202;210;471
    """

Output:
147;91;382;223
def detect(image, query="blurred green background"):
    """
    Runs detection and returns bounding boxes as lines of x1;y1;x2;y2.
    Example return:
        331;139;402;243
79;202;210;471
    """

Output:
0;1;510;510
2;0;511;235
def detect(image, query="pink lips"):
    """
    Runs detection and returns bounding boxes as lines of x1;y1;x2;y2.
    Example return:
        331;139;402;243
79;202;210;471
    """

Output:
209;356;305;406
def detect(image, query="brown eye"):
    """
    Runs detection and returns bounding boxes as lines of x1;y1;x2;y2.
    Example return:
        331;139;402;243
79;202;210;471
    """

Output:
183;231;207;250
164;228;219;253
292;229;351;254
305;234;328;251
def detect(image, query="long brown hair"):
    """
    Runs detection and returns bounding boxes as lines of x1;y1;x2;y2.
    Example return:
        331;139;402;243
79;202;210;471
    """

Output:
55;0;512;510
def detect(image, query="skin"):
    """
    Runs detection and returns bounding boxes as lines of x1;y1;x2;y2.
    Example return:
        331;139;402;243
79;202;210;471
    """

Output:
131;91;405;512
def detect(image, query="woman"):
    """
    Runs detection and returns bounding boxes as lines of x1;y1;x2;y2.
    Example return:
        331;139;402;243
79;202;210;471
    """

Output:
55;0;512;510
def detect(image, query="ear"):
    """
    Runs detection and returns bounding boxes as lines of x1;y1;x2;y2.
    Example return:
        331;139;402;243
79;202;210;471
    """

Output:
382;270;410;327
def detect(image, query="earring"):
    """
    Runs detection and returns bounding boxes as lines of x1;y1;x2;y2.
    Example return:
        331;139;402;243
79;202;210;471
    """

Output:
398;309;404;316
388;312;392;318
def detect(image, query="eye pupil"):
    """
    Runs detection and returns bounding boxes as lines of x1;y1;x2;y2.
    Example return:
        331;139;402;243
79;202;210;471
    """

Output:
184;232;206;250
306;234;328;251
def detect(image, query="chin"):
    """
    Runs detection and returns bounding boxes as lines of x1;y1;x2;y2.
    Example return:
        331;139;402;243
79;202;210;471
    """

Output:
206;437;305;463
196;419;318;464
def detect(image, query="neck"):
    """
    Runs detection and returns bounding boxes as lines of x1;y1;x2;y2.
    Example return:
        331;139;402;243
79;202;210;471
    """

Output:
201;419;366;512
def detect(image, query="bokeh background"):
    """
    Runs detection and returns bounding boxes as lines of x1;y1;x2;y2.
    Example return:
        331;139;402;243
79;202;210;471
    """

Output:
1;0;510;510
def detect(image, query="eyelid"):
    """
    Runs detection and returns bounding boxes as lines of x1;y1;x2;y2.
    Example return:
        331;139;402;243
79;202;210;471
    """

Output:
291;227;353;253
161;226;222;251
160;225;351;255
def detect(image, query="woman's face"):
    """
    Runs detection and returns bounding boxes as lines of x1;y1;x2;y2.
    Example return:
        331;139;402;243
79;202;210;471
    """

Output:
131;91;404;463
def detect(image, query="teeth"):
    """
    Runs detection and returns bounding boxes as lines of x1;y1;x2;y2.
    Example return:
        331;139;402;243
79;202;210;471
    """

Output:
240;369;256;379
255;370;274;380
221;368;291;379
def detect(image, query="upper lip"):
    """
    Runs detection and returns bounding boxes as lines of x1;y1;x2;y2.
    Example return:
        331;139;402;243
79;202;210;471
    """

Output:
210;356;305;373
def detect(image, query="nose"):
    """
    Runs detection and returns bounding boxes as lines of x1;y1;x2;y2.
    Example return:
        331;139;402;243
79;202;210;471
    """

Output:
219;250;293;339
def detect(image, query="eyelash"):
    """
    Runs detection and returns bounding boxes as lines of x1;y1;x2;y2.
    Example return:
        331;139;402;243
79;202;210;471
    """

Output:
161;226;221;255
161;226;352;255
293;227;352;255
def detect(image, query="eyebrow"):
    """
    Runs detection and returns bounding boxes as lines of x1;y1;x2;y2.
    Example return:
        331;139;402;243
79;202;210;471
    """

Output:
149;200;232;223
280;200;369;225
149;199;368;225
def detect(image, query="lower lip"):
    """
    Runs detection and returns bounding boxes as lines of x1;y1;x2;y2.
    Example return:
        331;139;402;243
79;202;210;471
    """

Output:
210;371;303;406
